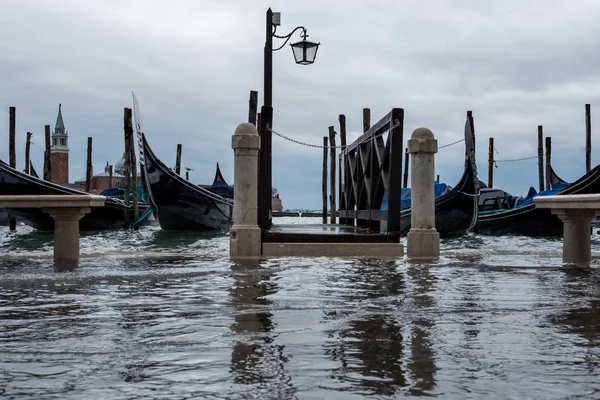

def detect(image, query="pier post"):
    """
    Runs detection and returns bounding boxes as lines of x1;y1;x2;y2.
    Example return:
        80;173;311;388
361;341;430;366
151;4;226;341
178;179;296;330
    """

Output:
338;114;347;225
328;126;336;224
175;144;182;175
556;210;597;266
534;194;600;267
25;132;32;175
585;104;591;173
545;136;552;191
537;125;544;192
85;137;93;193
44;207;91;270
44;125;52;181
407;128;440;260
488;137;494;188
322;136;328;224
230;122;261;259
403;148;409;188
9;107;16;230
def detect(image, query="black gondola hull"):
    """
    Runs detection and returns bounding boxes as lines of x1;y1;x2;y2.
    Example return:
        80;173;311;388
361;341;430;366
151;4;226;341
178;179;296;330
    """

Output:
399;161;479;237
475;165;600;236
140;135;233;231
0;160;150;231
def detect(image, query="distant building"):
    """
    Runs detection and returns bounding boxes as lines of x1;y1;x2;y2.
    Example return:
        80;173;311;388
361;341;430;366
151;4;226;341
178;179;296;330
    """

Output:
72;158;127;194
272;195;283;212
50;104;69;185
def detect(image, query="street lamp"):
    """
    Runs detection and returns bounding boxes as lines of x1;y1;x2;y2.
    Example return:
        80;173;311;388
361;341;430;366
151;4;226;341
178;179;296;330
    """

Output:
258;8;320;230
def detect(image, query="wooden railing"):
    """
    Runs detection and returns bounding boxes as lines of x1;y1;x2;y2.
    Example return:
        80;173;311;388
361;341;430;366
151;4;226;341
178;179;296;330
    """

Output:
338;108;404;234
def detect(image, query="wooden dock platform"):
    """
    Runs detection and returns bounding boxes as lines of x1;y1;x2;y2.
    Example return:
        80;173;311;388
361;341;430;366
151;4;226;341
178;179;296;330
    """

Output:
263;224;399;243
261;223;402;258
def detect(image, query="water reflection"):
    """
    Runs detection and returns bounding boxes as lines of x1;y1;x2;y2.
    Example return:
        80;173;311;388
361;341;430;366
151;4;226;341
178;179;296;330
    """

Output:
406;265;438;396
229;261;295;397
322;260;408;396
549;268;600;373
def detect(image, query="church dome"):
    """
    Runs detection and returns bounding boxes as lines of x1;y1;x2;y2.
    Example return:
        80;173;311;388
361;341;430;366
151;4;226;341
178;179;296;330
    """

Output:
114;152;126;174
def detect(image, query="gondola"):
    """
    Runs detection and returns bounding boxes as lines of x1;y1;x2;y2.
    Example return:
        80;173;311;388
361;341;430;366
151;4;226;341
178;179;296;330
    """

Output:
397;113;479;236
0;159;151;230
478;166;568;213
474;164;600;236
138;134;234;230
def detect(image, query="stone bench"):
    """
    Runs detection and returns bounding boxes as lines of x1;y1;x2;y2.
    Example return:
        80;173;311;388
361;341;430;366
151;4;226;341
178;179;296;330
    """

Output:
533;194;600;266
0;195;106;269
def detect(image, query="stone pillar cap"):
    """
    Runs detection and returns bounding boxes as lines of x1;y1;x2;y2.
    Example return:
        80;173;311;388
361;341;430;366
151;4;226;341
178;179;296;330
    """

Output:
234;122;259;136
411;127;434;140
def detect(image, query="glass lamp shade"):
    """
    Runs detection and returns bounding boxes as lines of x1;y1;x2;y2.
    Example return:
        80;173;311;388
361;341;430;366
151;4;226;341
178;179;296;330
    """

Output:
290;39;320;65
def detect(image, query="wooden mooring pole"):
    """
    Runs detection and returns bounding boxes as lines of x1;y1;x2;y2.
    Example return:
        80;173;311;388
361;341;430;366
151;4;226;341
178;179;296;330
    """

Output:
338;114;347;225
248;90;258;126
44;125;51;181
85;137;93;193
322;136;328;224
436;175;440;184
537;125;544;192
545;136;552;191
109;165;113;187
25;132;32;175
128;113;139;230
123;108;132;229
175;144;182;175
403;148;409;188
363;108;370;133
328;126;336;224
488;137;494;188
586;104;591;173
9;107;16;230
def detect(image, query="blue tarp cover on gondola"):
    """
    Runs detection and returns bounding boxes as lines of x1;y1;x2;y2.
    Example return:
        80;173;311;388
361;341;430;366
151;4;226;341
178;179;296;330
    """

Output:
100;184;148;203
381;182;450;210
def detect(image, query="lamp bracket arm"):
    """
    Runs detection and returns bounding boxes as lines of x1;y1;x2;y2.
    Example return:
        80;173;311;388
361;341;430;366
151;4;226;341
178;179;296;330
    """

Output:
272;26;307;52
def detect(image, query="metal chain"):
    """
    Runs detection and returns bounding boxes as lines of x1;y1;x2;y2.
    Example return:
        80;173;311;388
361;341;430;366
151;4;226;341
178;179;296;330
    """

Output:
272;122;464;151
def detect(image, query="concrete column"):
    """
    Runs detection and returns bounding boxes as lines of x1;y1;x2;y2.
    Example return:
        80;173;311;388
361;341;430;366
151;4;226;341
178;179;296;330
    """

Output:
230;122;262;259
407;128;440;260
43;207;91;270
553;209;597;266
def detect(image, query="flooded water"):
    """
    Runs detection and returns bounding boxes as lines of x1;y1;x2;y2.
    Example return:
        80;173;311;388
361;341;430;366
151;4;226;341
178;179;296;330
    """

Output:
0;217;599;399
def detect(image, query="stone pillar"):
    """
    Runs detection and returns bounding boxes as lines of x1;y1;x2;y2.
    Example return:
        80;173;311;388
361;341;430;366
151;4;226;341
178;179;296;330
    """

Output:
407;128;440;260
553;209;597;266
43;207;91;270
230;122;262;259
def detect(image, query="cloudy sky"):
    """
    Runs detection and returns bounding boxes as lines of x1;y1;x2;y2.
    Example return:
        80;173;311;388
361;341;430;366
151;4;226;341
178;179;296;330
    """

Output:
1;0;599;210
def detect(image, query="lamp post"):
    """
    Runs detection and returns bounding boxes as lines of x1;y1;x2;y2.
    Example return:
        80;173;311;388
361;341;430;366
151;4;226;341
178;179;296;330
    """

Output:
258;8;320;230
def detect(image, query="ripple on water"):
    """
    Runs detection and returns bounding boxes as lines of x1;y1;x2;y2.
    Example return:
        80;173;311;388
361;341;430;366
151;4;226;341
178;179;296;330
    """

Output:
0;220;599;399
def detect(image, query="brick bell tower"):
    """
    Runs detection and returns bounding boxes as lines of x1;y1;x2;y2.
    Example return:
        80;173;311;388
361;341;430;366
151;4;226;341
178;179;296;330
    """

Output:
50;104;69;185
